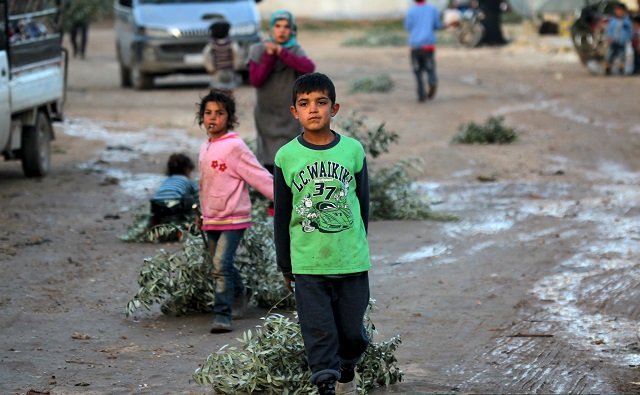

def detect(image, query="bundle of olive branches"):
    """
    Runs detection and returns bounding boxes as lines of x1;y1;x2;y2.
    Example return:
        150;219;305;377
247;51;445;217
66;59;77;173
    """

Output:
119;202;195;243
452;116;518;144
338;111;456;221
193;301;402;394
125;203;293;317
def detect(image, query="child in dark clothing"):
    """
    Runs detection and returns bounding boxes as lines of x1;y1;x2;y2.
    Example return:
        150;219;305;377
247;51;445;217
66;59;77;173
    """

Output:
203;20;240;91
632;15;640;74
150;153;199;227
274;73;371;395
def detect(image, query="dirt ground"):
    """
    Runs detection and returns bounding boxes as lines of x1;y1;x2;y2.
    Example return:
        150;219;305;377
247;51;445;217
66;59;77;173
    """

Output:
1;23;640;394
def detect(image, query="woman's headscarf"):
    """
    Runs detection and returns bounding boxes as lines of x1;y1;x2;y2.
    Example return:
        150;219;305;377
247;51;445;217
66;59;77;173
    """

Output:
269;9;298;48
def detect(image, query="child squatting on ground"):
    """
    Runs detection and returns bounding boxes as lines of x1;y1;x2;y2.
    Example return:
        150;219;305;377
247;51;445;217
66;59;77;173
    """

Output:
196;90;274;333
149;153;199;227
273;73;371;395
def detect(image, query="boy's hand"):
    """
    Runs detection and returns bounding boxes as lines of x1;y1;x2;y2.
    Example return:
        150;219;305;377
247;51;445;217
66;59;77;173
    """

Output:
283;275;294;292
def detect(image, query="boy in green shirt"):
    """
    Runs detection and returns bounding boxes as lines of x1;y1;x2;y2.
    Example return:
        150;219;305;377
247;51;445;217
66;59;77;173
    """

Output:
274;73;371;395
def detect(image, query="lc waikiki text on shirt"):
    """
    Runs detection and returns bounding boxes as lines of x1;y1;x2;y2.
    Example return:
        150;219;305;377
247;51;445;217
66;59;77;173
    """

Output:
273;132;371;276
199;132;273;230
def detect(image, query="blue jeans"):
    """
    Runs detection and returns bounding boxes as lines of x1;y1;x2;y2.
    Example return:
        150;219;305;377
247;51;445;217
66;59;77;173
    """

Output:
206;229;245;321
606;43;625;67
294;272;370;384
411;48;438;100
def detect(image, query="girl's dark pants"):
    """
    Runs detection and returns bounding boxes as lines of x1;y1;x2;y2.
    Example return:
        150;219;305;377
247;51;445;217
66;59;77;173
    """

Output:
294;272;370;384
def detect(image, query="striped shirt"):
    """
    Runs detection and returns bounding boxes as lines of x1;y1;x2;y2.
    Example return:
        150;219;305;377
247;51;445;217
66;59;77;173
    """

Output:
152;175;198;201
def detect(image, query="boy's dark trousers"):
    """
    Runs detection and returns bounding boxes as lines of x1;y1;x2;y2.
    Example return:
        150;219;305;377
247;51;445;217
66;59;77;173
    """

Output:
294;272;370;384
411;48;437;101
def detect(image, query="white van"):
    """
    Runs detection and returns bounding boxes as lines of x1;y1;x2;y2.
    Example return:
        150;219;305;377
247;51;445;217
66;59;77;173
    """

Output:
114;0;262;89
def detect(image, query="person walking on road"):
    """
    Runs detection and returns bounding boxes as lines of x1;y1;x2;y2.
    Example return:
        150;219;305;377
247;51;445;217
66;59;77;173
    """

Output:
405;0;443;102
62;0;100;59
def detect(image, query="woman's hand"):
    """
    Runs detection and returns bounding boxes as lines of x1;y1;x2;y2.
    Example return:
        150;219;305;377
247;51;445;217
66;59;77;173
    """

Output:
265;42;279;55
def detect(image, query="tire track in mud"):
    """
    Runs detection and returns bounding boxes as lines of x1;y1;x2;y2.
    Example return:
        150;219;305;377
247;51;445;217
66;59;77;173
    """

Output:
436;172;640;393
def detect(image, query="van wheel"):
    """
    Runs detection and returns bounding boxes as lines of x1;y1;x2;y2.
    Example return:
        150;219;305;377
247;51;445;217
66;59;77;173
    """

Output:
120;61;132;87
21;112;52;178
130;63;154;90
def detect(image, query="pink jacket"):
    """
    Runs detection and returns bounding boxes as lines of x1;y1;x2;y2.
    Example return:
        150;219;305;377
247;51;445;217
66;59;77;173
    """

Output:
198;132;274;230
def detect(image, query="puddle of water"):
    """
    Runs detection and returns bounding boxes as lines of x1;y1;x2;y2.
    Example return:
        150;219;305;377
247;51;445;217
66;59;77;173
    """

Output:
445;214;515;237
62;118;202;159
78;162;164;199
494;99;620;131
467;240;496;255
594;160;640;184
62;118;202;198
532;240;640;370
395;243;450;264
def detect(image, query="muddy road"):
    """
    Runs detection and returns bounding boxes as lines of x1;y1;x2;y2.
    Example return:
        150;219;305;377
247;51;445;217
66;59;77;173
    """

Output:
1;25;640;394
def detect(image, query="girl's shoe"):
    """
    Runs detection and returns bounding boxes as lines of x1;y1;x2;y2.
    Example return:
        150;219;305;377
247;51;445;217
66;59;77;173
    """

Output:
232;288;250;319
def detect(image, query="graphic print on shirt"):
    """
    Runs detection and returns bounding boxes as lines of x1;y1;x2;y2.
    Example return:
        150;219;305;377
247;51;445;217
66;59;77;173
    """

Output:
293;160;354;234
211;159;227;172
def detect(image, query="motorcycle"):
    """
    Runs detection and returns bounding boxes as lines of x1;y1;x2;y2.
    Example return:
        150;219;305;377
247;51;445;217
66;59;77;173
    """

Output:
445;3;486;48
457;7;486;47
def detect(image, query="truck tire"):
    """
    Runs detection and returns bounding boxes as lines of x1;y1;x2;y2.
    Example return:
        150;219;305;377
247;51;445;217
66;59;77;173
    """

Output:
120;61;132;87
21;112;52;178
130;63;154;90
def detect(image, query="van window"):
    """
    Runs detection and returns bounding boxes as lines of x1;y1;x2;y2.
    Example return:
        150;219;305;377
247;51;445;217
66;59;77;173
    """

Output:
118;0;133;7
140;0;245;3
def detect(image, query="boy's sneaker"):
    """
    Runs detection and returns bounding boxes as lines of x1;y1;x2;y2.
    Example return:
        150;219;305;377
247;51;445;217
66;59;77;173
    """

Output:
335;379;357;395
427;84;438;99
210;316;232;333
317;380;336;395
232;288;250;319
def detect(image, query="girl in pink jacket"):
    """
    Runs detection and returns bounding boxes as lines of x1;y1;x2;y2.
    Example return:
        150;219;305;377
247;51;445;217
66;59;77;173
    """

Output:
196;90;274;333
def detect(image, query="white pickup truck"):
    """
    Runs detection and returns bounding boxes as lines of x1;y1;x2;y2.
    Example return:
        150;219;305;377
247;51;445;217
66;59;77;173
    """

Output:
0;0;67;177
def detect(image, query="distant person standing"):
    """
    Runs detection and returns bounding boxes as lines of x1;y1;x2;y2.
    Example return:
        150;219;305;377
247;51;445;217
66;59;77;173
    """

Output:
404;0;442;102
247;10;315;175
62;0;100;59
478;0;508;46
202;20;241;92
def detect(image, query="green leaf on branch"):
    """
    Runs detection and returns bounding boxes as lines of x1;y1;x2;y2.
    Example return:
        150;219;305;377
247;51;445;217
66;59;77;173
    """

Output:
193;300;403;394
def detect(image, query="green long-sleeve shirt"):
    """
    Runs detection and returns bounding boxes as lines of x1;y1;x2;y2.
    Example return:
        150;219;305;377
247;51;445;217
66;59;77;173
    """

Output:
274;132;371;277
